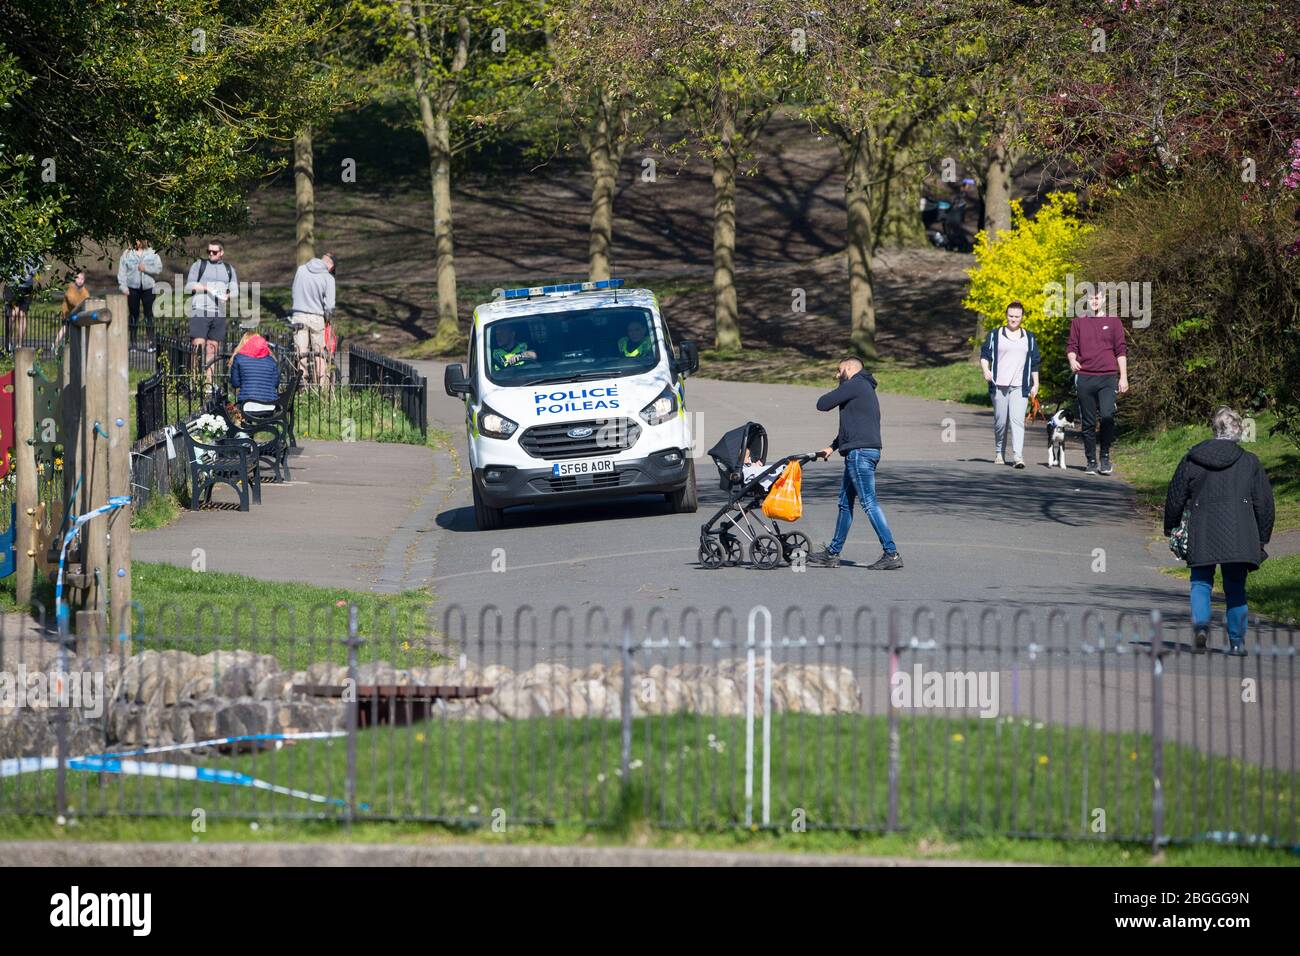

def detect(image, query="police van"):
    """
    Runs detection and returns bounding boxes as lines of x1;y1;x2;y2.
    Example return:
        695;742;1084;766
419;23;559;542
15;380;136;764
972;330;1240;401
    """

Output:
443;280;701;530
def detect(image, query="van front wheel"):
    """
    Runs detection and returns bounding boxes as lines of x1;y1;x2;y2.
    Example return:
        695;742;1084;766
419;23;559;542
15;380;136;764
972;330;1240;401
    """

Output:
473;479;505;531
666;460;698;514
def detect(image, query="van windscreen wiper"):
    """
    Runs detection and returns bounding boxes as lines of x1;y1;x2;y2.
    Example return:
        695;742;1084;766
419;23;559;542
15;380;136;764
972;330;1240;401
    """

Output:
519;371;622;387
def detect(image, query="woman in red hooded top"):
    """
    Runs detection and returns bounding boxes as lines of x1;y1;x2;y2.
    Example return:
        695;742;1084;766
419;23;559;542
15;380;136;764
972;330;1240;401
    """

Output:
228;331;280;405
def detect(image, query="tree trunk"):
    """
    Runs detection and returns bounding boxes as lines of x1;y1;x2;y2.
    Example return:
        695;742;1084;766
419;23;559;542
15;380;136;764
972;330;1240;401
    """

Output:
431;107;459;350
405;4;466;354
586;96;617;282
982;130;1017;241
294;128;315;265
841;132;877;362
711;90;740;350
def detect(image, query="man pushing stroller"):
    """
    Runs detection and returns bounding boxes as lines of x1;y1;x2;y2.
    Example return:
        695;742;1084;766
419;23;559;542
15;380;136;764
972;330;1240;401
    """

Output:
807;357;904;570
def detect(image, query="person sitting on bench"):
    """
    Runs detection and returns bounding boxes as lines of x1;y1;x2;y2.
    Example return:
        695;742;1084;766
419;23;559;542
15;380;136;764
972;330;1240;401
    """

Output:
229;330;279;411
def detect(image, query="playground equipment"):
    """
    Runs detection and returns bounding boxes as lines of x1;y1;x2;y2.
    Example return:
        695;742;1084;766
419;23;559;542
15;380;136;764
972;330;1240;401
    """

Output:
10;292;133;653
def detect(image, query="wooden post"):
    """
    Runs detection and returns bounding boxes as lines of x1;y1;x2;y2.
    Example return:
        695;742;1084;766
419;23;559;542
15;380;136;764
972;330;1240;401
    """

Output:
107;292;132;653
61;326;83;620
80;320;109;654
14;347;36;607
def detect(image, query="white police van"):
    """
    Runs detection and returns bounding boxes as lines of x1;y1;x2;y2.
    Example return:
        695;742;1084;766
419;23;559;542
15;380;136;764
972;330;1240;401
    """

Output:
444;280;700;530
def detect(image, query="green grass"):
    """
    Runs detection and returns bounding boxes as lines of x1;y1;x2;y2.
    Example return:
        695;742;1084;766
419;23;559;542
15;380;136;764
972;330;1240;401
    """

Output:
292;386;427;444
2;714;1294;861
0;561;441;668
1113;411;1300;535
130;489;182;530
0;816;1293;866
1161;555;1300;625
698;351;991;404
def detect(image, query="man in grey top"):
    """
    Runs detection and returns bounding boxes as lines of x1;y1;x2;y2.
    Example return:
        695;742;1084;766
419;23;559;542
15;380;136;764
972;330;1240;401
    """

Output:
290;253;335;385
185;240;238;382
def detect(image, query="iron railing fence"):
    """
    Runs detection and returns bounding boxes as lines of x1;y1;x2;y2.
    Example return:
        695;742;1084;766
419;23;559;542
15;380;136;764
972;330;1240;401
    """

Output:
140;334;424;444
7;303;160;372
0;603;1294;850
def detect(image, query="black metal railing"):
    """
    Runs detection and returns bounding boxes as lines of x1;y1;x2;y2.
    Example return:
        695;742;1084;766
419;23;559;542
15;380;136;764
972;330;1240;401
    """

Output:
348;346;427;439
1;602;1294;851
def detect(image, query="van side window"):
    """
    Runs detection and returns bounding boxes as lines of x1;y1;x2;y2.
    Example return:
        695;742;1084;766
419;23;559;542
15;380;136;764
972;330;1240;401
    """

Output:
468;328;478;383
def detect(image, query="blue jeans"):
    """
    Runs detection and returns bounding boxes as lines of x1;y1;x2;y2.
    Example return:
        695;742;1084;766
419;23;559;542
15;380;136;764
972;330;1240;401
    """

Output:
1190;563;1249;646
829;448;897;555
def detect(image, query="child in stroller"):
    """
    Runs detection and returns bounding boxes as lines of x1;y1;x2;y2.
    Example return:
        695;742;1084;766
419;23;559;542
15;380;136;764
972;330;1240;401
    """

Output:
698;421;822;569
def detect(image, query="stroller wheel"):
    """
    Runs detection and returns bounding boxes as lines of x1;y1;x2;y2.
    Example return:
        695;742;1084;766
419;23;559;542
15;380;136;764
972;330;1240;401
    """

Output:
719;534;743;566
780;531;810;564
699;537;726;569
750;533;783;570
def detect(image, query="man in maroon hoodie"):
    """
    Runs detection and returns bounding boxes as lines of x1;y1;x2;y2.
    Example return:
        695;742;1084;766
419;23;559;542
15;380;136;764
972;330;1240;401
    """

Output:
1067;288;1129;475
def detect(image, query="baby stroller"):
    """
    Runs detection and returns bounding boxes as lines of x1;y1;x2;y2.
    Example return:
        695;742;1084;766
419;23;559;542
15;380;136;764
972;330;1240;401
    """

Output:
698;421;819;569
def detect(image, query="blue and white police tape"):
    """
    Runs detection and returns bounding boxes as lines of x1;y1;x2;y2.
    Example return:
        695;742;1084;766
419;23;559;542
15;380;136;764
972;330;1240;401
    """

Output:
1;732;365;809
55;495;132;632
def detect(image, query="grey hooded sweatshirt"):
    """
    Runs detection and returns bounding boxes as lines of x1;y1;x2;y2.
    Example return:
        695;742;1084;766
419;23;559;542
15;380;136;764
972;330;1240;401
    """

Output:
291;258;335;318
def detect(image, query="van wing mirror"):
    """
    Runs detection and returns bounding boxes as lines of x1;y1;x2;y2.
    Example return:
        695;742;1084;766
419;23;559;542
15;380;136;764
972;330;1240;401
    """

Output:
677;340;700;377
444;363;472;398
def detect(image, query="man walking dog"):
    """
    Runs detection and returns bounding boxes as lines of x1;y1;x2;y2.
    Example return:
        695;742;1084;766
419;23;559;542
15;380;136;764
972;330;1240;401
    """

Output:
807;357;903;570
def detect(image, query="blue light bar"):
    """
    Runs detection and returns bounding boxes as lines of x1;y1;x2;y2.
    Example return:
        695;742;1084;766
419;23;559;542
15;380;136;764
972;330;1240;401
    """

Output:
501;278;624;300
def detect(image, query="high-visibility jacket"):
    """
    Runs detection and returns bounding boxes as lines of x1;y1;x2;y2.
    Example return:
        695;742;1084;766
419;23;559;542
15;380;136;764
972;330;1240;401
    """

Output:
491;342;530;371
618;336;652;358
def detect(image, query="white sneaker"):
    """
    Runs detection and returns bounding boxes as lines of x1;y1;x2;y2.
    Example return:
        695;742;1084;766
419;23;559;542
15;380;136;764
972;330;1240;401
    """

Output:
993;453;1005;466
1014;456;1025;469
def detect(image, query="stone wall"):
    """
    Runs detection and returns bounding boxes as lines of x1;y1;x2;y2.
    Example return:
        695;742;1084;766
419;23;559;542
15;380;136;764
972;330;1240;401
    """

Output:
0;649;862;757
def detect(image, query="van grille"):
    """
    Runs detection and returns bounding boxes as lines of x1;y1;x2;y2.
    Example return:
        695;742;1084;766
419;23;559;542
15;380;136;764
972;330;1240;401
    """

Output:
536;472;629;494
519;418;640;459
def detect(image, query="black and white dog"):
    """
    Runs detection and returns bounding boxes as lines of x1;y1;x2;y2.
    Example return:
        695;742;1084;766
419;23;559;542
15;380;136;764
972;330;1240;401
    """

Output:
1046;409;1075;469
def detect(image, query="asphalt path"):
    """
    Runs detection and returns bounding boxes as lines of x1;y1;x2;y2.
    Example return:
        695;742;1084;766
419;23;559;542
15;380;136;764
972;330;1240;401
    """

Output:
414;360;1205;641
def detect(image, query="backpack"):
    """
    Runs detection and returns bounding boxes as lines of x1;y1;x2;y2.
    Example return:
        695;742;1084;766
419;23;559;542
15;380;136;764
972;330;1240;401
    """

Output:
195;259;233;285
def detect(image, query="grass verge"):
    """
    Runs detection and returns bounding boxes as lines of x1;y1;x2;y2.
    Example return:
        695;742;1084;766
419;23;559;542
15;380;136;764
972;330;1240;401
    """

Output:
0;815;1291;866
1113;412;1300;535
2;714;1294;859
699;351;990;405
1161;555;1300;625
0;561;441;668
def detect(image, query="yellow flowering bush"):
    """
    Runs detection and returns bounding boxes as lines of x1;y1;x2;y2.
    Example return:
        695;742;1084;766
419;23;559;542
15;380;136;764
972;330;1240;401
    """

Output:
964;192;1094;400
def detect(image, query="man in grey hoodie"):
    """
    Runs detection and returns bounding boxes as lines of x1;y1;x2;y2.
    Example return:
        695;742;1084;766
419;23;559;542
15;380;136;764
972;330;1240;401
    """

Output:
290;253;335;385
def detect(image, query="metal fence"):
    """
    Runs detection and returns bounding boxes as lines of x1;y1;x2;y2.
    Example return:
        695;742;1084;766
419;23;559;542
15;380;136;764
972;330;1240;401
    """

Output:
0;603;1294;849
141;333;426;443
9;302;159;372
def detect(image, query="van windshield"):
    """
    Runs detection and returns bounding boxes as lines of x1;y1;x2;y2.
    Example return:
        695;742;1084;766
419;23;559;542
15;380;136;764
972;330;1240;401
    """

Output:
483;306;660;386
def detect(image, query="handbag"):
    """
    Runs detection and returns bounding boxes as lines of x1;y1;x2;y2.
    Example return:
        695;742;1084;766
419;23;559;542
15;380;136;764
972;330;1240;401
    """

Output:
1168;508;1190;561
762;460;802;522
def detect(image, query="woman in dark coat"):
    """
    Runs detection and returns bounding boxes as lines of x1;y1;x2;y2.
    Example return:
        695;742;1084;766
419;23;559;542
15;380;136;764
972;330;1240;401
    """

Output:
1163;407;1275;654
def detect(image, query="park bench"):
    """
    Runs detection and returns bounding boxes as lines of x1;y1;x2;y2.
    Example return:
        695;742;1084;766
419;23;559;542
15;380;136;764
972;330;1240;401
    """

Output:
183;429;262;512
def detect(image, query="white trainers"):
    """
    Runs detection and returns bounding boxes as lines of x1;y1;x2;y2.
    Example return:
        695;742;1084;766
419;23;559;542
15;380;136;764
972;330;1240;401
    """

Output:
1014;456;1025;469
994;453;1005;466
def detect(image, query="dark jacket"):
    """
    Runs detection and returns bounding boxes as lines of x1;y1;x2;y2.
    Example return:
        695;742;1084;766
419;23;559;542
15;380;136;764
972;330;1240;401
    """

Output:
979;326;1041;398
816;371;883;455
1163;439;1274;570
229;353;280;403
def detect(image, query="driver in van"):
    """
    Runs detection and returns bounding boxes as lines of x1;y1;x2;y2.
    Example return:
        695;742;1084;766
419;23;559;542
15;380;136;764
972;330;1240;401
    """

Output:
618;318;653;358
491;325;537;372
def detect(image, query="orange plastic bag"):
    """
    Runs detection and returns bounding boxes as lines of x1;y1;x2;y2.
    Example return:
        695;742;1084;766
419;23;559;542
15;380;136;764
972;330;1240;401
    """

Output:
762;460;802;522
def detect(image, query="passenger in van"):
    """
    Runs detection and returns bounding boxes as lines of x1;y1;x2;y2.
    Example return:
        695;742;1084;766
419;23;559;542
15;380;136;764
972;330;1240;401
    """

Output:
618;318;653;359
491;325;537;372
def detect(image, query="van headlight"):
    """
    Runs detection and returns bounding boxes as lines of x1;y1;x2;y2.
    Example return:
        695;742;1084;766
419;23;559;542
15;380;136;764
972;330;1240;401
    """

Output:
478;404;518;439
639;387;678;426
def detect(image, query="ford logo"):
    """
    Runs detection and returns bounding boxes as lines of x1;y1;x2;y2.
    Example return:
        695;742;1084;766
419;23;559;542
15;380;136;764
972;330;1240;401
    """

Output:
567;426;594;439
